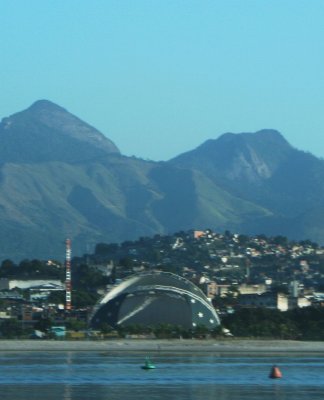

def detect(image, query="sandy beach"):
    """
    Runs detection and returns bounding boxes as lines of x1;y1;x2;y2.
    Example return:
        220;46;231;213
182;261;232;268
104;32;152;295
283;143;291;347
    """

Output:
0;339;324;354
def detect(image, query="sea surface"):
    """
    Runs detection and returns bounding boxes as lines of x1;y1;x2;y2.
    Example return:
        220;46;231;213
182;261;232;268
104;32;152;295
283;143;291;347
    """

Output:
0;351;324;399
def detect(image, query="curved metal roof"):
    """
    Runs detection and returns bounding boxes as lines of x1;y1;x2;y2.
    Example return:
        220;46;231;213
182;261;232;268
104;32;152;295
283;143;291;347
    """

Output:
91;271;221;329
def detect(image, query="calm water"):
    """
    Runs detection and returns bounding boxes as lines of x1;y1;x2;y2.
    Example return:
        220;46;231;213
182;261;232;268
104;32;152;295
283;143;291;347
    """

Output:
0;351;324;399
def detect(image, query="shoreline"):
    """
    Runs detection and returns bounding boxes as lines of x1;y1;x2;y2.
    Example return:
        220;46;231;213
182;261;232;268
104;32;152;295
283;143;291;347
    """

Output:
1;339;324;354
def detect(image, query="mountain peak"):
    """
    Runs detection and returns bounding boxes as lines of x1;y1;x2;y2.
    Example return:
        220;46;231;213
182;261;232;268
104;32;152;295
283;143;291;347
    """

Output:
0;100;120;163
29;99;62;108
217;129;291;147
171;129;294;183
28;99;67;113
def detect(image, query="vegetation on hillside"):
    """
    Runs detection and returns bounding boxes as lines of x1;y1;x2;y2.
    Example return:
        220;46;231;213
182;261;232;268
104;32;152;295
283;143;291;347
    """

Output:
1;229;324;340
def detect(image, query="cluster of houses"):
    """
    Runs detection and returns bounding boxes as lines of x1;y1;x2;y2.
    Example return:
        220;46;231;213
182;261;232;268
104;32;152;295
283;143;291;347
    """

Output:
1;229;324;336
0;278;89;338
189;230;324;313
205;281;313;312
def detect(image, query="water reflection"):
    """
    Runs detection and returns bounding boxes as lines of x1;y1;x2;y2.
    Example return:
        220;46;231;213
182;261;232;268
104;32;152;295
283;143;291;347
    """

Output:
0;352;324;399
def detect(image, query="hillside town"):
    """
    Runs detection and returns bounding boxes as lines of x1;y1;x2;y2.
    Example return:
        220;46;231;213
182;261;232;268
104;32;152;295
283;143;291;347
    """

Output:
91;229;324;310
1;229;324;339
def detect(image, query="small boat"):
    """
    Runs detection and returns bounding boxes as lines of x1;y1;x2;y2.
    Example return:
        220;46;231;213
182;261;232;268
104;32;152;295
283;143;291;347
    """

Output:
141;357;156;370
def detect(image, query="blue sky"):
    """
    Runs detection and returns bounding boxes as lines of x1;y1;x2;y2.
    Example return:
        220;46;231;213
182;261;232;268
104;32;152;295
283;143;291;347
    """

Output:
1;0;324;161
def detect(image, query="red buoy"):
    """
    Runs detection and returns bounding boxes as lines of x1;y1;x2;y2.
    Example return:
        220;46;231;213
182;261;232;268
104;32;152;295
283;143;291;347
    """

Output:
269;365;282;379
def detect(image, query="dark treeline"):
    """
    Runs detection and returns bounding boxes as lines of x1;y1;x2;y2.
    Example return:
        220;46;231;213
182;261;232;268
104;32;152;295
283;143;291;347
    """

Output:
1;305;324;340
223;307;324;340
0;259;64;280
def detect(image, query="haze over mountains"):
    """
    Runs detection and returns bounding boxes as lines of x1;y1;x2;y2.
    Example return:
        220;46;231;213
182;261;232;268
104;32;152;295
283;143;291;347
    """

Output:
0;100;324;261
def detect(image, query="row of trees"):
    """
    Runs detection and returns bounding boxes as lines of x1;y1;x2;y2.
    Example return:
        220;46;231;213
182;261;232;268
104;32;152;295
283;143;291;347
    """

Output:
0;259;64;279
2;306;324;340
0;318;221;340
0;316;90;339
97;307;324;341
223;307;324;340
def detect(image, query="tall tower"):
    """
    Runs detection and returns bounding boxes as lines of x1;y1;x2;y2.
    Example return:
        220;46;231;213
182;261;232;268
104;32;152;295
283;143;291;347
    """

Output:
65;238;72;311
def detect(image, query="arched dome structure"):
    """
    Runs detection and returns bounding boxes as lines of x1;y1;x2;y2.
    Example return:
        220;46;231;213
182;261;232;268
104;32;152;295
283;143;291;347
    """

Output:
90;272;220;330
